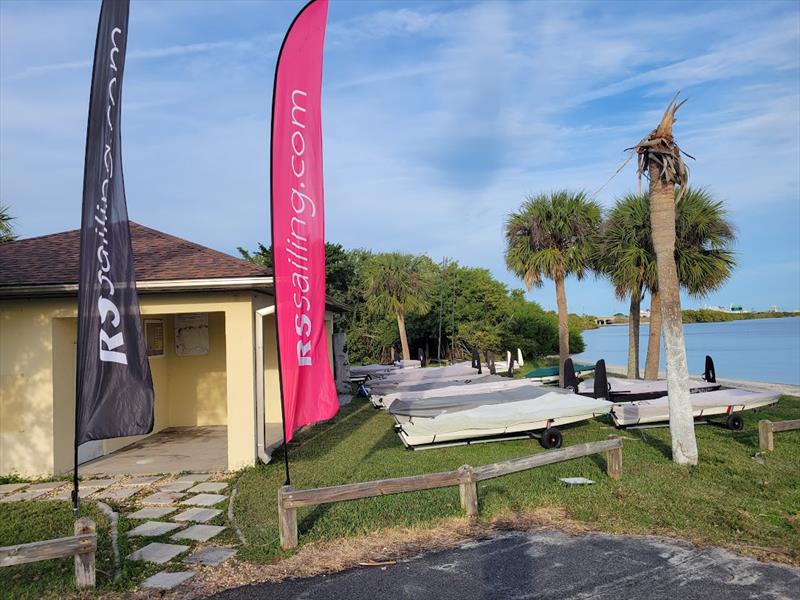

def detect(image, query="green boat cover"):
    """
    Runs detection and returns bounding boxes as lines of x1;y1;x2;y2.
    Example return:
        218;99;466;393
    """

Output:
525;363;593;379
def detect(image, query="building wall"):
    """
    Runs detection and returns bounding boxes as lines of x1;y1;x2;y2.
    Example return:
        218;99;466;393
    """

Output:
0;299;58;476
0;290;337;476
0;293;253;476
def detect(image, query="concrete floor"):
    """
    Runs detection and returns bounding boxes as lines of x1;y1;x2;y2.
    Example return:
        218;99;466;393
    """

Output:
79;426;228;476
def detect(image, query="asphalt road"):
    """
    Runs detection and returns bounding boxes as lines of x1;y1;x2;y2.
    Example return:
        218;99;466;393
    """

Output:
211;529;800;600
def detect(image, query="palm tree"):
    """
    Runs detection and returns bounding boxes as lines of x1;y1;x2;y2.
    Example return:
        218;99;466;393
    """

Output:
646;188;737;377
362;253;436;361
596;194;656;379
0;204;16;243
599;190;735;380
631;93;696;465
505;191;601;386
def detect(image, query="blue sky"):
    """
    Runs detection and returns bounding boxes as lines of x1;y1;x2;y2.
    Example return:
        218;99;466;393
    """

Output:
1;0;799;315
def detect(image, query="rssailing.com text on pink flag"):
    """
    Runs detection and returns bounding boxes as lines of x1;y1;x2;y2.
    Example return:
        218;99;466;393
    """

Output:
271;0;338;443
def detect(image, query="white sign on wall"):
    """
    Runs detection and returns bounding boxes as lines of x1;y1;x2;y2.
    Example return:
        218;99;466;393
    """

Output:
175;313;209;356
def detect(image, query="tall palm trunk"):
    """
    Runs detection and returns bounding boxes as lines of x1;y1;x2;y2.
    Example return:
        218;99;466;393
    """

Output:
627;283;641;379
554;276;570;387
396;308;411;361
645;290;662;379
649;163;698;465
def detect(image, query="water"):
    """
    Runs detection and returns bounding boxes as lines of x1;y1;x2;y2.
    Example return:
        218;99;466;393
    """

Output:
575;316;800;385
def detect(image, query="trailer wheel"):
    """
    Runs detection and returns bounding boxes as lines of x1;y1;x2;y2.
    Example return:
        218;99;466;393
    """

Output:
566;384;578;393
726;413;744;430
540;428;563;449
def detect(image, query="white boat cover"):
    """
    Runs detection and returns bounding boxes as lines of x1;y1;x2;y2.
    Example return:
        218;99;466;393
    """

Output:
378;378;540;410
369;362;479;386
579;376;718;397
350;364;397;377
611;388;780;426
388;380;546;415
395;392;612;446
395;359;421;369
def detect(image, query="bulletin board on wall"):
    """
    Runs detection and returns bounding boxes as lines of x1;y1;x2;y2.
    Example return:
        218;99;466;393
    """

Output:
175;313;209;356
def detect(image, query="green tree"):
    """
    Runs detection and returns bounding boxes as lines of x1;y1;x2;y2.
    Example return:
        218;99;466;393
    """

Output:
598;190;735;381
505;190;601;386
361;253;437;361
596;193;655;379
238;242;359;306
0;205;16;243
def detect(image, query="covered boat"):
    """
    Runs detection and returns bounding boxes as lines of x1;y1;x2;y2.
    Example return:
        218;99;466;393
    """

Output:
391;386;612;449
568;357;720;402
611;388;779;429
377;377;540;410
526;362;594;383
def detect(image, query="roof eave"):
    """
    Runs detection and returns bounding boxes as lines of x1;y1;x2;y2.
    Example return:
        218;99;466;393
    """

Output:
0;276;275;299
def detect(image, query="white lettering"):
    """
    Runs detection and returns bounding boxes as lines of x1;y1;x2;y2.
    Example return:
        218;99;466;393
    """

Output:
100;330;127;364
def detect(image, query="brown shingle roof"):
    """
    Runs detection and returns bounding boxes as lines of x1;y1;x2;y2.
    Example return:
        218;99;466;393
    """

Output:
0;222;271;287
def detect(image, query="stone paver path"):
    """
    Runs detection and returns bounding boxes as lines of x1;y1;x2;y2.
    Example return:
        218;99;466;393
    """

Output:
171;524;226;542
185;546;236;566
187;482;227;494
80;478;116;489
175;473;212;483
0;489;47;503
129;542;190;564
0;483;27;494
182;493;226;507
27;481;67;492
142;570;195;590
141;491;185;505
130;506;176;520
128;521;183;537
172;507;221;523
9;470;231;593
160;481;195;493
125;476;162;486
52;487;97;500
97;487;141;500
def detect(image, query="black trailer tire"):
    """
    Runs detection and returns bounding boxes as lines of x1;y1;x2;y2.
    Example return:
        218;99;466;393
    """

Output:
540;428;563;449
726;413;744;430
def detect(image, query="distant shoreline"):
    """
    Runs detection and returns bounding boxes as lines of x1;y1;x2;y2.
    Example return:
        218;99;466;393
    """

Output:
588;312;798;327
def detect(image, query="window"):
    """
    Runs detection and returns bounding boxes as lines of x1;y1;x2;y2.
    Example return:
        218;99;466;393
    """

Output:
145;319;165;357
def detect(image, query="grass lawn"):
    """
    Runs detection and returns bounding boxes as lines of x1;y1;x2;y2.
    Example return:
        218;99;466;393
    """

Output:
0;492;238;598
2;396;797;597
0;501;118;599
235;395;800;564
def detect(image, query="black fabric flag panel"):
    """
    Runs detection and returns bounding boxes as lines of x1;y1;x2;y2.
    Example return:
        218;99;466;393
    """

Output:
76;0;153;447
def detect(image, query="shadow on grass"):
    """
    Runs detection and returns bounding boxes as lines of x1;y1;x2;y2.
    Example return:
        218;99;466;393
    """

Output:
280;401;379;464
631;429;672;460
365;425;401;457
298;503;333;536
479;483;523;515
587;452;608;474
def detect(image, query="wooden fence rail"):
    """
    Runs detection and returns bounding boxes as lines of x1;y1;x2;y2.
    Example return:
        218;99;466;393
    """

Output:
0;517;96;589
278;436;622;549
759;419;800;451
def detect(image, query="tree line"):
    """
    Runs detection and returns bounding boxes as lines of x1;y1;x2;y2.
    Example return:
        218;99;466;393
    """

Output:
240;185;735;379
238;242;587;366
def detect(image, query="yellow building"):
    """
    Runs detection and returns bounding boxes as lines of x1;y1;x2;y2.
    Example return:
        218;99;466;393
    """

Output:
0;223;339;477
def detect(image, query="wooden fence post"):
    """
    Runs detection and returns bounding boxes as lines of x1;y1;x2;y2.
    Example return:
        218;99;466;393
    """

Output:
278;486;298;550
458;466;478;518
74;518;95;589
759;420;774;451
606;435;622;481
